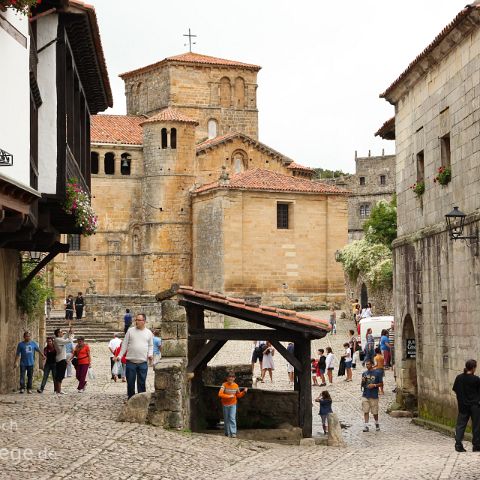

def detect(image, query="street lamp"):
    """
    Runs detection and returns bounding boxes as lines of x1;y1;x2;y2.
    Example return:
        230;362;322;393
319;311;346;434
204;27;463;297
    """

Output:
25;251;43;262
445;206;478;255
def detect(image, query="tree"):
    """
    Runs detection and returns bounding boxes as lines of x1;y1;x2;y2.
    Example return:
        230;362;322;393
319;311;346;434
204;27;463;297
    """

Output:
363;197;397;248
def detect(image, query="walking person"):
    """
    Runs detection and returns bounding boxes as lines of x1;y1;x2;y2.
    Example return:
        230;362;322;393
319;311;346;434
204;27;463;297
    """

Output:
65;295;74;322
153;329;162;366
349;329;358;368
108;333;122;380
251;341;265;379
53;327;73;395
325;347;335;384
114;313;153;399
123;309;133;335
38;337;57;393
329;306;337;335
14;332;45;394
374;347;385;394
380;329;392;369
317;349;327;386
113;341;127;382
361;360;383;432
364;328;375;363
311;359;319;386
218;371;247;438
261;341;275;383
315;390;333;435
72;337;91;392
74;292;85;320
343;342;353;382
452;359;480;452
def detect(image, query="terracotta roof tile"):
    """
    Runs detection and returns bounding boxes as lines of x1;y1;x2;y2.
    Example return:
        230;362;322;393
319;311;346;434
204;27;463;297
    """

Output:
192;168;350;195
381;4;480;100
287;162;314;172
91;114;144;145
177;287;331;334
141;107;198;126
120;52;261;79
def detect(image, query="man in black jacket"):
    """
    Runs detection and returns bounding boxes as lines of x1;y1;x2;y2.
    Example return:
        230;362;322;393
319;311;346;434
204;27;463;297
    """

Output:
452;359;480;452
75;292;85;320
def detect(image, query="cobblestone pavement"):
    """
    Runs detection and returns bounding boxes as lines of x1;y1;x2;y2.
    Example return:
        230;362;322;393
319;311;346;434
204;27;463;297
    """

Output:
0;313;479;480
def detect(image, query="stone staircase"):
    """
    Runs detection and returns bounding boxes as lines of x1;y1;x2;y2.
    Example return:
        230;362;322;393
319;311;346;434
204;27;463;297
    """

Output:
46;310;122;343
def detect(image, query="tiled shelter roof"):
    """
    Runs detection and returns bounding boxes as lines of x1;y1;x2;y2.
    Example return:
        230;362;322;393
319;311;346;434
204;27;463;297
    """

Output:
91;115;144;145
120;52;261;78
287;162;315;172
141;107;199;125
177;286;331;336
193;168;351;195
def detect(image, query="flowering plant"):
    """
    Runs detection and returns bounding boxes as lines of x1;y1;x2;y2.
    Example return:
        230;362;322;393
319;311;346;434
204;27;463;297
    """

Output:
64;178;98;236
433;166;451;186
0;0;40;14
410;181;425;197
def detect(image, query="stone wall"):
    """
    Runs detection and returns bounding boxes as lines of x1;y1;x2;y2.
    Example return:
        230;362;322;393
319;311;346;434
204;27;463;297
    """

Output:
203;364;253;388
148;357;189;429
85;294;161;330
390;19;480;425
192;189;348;307
203;386;298;429
124;62;259;142
160;300;187;357
344;272;393;315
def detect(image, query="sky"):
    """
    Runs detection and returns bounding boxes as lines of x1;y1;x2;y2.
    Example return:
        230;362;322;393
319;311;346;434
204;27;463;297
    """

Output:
92;0;467;173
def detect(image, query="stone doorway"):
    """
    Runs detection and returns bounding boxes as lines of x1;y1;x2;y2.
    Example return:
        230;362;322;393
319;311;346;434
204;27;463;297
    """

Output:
360;283;368;308
398;314;418;410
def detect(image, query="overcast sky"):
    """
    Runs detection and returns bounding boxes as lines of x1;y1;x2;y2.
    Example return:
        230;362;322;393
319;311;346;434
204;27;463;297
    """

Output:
92;0;466;173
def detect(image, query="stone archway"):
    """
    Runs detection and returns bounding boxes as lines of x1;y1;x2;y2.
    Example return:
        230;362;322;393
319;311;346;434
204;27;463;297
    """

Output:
360;283;368;308
398;314;418;410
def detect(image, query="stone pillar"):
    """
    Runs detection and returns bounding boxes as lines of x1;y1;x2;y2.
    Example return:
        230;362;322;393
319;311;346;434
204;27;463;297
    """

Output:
160;300;187;357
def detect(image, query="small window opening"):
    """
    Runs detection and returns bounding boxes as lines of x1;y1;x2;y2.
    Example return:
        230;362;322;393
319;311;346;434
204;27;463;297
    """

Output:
91;151;99;174
171;128;177;149
417;150;425;183
161;128;167;149
359;176;365;186
441;134;451;170
104;152;115;175
380;175;386;185
68;234;81;251
277;203;290;229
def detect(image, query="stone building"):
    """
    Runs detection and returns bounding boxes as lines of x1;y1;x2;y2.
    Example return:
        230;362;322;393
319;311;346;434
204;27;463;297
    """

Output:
57;52;350;310
379;2;480;423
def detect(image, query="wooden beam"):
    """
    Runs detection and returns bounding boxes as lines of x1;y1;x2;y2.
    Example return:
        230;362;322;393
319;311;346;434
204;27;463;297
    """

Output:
187;340;226;374
295;340;312;438
189;328;302;342
270;339;302;372
179;298;325;339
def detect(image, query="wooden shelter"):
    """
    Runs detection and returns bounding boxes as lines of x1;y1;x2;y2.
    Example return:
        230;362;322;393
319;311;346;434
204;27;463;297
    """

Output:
177;286;331;437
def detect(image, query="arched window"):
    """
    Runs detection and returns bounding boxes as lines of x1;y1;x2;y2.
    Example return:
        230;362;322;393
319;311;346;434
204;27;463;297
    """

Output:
161;128;167;149
104;152;115;175
91;151;99;174
120;153;131;175
171;128;177;149
208;119;218;139
232;150;247;174
220;77;231;108
234;77;245;108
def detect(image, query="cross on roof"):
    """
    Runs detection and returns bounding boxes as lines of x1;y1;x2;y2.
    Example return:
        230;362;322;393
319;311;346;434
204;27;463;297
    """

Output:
183;28;197;52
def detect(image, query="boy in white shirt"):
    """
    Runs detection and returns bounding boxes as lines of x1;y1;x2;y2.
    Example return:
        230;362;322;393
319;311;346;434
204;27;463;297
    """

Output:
343;342;353;382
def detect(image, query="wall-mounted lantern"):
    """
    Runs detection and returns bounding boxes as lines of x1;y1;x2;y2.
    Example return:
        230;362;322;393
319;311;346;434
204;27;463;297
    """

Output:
0;148;13;166
334;250;342;262
445;206;478;255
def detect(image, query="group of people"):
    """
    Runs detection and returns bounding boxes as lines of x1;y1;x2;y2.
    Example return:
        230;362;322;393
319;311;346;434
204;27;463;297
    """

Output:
352;299;373;327
251;341;275;382
15;328;91;395
64;292;85;321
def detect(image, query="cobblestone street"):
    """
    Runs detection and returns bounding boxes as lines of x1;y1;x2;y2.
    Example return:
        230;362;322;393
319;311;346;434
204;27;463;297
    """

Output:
0;312;478;480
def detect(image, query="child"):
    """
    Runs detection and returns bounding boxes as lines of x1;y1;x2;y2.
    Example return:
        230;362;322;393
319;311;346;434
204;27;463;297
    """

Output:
315;390;333;434
311;358;319;386
374;347;385;394
218;371;248;438
342;342;353;382
113;342;127;382
317;349;327;386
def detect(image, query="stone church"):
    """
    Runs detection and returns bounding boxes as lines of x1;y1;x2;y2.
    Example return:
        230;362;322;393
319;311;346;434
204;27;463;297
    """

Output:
57;52;349;310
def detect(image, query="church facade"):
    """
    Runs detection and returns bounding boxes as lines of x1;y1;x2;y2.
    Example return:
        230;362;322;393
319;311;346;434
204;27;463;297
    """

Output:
57;52;349;308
